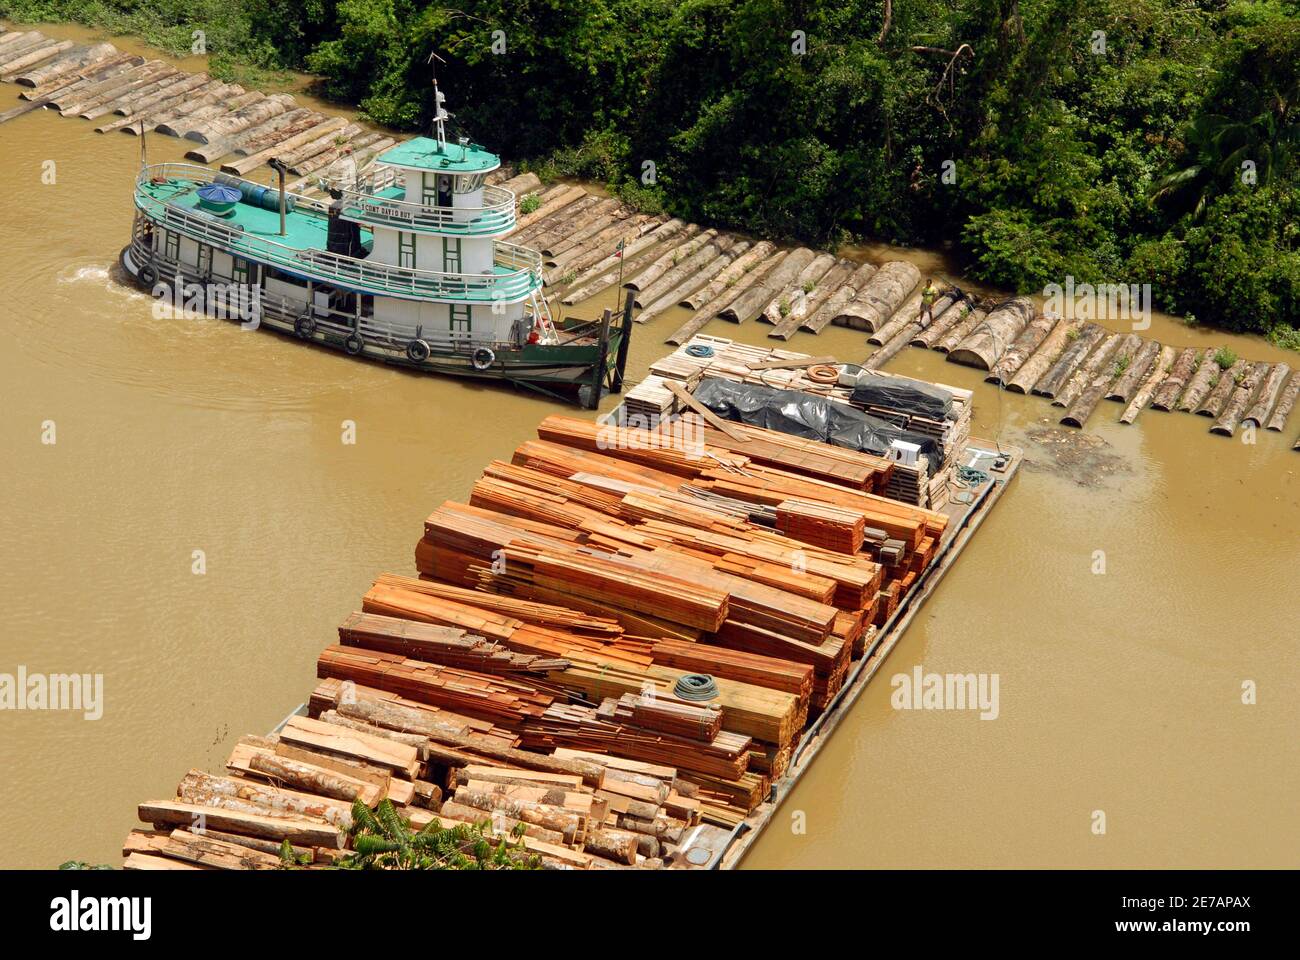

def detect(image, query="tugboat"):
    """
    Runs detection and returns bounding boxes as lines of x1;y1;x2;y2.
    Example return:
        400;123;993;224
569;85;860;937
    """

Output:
119;82;630;407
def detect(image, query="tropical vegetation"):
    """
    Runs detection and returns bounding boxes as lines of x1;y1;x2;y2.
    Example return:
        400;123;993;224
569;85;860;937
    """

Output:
3;0;1298;341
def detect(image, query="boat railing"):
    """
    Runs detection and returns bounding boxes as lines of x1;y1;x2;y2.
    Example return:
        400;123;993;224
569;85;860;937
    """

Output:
129;230;527;352
135;163;542;302
339;182;516;235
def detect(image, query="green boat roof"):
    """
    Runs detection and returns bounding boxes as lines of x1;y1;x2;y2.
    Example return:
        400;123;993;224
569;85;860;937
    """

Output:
139;177;358;252
376;136;499;174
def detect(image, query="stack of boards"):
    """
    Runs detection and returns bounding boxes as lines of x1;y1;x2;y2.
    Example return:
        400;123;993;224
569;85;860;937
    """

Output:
123;404;955;869
635;336;974;509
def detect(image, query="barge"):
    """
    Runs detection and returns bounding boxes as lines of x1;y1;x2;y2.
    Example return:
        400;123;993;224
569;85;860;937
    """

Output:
119;86;628;407
118;340;1021;871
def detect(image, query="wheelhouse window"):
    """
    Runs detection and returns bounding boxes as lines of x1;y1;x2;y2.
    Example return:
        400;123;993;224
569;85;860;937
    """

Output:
421;173;438;207
397;232;417;269
443;237;462;274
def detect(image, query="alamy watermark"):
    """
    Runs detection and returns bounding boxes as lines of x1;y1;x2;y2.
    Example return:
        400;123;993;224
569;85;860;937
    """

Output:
0;666;103;720
152;274;262;329
1043;276;1152;330
597;413;707;459
891;665;1000;719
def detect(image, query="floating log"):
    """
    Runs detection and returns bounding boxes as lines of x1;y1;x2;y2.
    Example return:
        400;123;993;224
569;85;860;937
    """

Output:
0;39;74;78
1052;332;1125;409
1176;348;1220;412
1149;346;1197;411
535;199;618;255
910;295;968;348
499;171;542;195
948;297;1035;370
639;241;749;324
1106;337;1161;403
866;290;925;346
722;249;812;323
986;314;1055;386
625;229;718;296
636;235;737;312
1060;337;1134;428
1241;363;1291;429
0;54;139;123
515;195;602;247
100;84;247;134
683;241;776;311
665;247;787;344
832;261;920;332
130;83;242;134
280;121;363;170
545;203;625;259
14;41;115;86
548;215;652;277
1195;357;1246;417
555;214;666;277
803;261;877;334
0;33;47;64
864;315;924;369
224;116;349;175
1265;370;1300;431
81;69;185;119
23;51;140;102
761;251;835;325
1032;322;1104;398
59;60;163;115
292;131;384;176
1121;345;1176;424
513;184;588;232
183;91;283;142
933;302;987;354
111;71;203;117
231;108;320;156
769;258;855;339
561;219;687;299
1004;317;1073;393
1210;361;1269;435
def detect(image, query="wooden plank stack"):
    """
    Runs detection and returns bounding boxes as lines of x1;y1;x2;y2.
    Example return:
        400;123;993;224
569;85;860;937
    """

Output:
121;351;976;868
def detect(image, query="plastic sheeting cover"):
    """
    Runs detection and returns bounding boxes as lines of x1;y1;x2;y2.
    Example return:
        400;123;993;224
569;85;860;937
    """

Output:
850;372;954;421
692;378;943;463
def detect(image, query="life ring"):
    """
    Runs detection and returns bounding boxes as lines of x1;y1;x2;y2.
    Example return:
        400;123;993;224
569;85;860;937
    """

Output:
807;363;840;384
294;312;316;339
137;262;158;287
343;332;365;356
471;346;495;371
406;338;431;363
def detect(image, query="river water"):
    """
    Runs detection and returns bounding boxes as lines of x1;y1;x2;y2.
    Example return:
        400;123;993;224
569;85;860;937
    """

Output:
1;23;1295;869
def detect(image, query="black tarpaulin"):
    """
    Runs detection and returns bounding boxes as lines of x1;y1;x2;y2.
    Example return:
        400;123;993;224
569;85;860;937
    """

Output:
691;379;943;463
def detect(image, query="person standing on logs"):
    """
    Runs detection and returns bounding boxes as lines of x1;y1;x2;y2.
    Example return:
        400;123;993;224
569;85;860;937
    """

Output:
920;278;939;329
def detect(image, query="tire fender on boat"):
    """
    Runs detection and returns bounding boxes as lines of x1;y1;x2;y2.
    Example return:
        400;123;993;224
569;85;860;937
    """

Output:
406;338;431;363
344;332;365;356
294;312;316;340
471;346;495;371
137;262;158;287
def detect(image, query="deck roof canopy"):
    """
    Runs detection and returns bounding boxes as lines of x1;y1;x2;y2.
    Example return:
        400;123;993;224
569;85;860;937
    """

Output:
377;136;500;175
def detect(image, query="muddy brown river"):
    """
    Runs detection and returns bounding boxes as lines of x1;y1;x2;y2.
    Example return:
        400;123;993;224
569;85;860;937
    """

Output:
1;23;1296;869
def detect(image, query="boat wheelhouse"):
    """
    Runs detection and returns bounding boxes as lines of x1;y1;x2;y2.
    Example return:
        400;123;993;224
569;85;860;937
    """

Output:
119;87;629;406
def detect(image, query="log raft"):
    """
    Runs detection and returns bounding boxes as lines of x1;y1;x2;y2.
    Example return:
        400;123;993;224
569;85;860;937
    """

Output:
948;297;1035;370
1149;346;1198;411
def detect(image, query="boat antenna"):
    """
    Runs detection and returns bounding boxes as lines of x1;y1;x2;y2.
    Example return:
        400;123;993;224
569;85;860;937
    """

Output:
428;50;449;150
138;118;146;170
